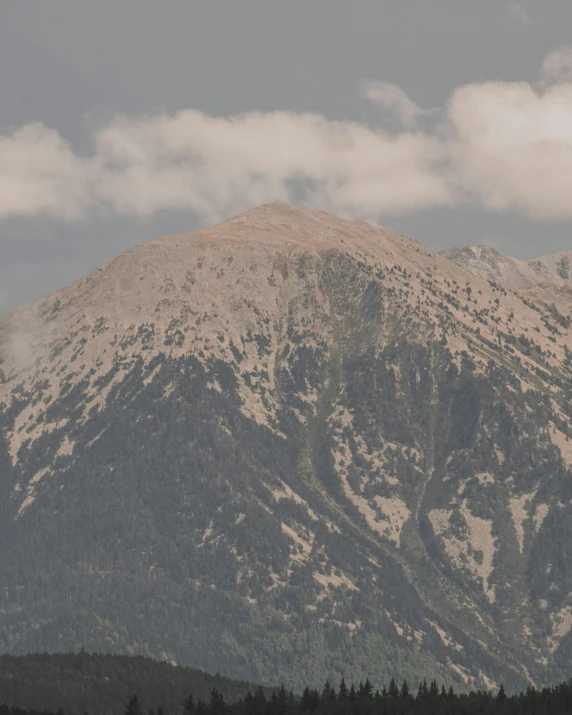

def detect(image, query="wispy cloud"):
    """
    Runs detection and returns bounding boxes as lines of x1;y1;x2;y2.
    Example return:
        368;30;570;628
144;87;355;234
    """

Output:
359;81;435;127
507;0;532;26
540;46;572;85
1;47;572;224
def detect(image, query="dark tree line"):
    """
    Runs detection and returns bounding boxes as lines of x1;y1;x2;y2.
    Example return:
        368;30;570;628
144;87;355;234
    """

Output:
200;679;572;715
89;677;572;715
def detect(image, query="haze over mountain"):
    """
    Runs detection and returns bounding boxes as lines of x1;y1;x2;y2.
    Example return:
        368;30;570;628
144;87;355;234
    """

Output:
1;202;572;692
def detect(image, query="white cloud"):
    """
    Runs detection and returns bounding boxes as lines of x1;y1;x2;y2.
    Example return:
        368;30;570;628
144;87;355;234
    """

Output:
359;81;432;127
0;123;90;220
0;111;452;224
92;110;451;223
448;80;572;219
1;47;572;224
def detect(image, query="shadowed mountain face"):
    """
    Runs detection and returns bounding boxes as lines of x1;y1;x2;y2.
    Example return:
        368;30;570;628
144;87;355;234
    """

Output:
1;202;572;692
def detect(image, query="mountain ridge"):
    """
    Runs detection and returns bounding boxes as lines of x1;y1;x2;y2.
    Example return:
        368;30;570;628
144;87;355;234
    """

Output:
440;244;572;291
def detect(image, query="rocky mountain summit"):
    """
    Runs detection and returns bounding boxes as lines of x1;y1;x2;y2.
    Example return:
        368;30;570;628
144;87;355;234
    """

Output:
1;202;572;692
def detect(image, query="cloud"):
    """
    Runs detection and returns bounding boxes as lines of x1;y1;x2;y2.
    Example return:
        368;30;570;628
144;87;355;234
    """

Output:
0;123;90;220
94;110;453;223
1;47;572;224
447;80;572;219
0;307;43;374
0;111;452;224
507;1;531;26
540;46;572;85
359;81;433;127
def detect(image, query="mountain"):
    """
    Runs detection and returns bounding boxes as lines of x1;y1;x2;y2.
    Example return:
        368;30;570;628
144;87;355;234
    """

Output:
1;202;572;692
440;244;572;290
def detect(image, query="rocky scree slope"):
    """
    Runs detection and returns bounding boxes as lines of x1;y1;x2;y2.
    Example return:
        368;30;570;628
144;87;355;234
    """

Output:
1;202;572;692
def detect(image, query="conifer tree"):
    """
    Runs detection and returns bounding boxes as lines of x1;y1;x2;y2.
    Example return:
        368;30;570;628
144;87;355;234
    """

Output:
496;684;507;706
362;679;373;699
210;688;226;714
301;688;319;712
183;693;195;715
126;695;143;715
254;687;267;709
388;679;400;699
278;684;288;715
321;681;334;703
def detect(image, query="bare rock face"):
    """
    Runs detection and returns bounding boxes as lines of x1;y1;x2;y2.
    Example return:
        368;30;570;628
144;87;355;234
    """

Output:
1;202;572;692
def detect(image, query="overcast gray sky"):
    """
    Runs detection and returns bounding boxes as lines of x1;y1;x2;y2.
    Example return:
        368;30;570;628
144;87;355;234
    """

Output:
1;0;572;314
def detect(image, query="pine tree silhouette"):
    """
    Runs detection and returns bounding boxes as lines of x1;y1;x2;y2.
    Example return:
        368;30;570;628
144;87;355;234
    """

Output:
125;695;143;715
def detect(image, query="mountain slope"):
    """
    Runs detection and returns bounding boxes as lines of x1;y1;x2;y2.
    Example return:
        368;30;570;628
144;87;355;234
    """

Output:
1;202;572;692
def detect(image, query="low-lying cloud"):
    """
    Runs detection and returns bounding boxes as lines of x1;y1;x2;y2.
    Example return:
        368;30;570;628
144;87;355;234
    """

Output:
1;47;572;224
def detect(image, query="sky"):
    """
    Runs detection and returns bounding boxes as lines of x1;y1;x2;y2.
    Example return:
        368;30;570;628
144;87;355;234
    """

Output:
1;0;572;314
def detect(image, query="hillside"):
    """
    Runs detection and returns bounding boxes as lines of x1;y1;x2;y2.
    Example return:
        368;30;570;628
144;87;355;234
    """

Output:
1;202;572;691
0;652;262;715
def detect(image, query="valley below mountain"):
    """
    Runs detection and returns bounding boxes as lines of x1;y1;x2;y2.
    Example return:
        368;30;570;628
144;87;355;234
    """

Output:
2;202;572;692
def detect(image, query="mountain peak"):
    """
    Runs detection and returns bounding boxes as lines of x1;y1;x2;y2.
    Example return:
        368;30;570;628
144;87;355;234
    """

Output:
226;199;307;220
218;200;336;239
148;200;412;259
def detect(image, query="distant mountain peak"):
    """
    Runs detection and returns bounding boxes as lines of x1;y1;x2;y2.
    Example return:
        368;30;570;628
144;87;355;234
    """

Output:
441;243;572;290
